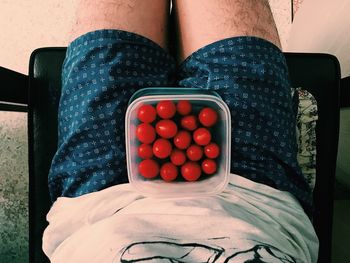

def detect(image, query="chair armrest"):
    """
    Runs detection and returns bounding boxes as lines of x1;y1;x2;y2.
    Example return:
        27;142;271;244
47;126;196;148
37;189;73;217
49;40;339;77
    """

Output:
0;66;28;111
340;76;350;108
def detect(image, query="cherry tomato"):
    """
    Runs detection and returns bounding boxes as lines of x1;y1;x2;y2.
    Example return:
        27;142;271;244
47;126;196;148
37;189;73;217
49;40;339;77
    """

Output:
160;162;178;182
137;104;156;123
181;161;201;181
170;149;186;166
155;119;178;139
136;123;156;144
199;107;218;127
138;144;153;159
138;159;159;178
201;159;217;175
204;143;220;159
181;115;198;131
186;144;203;161
193;127;212;146
173;130;191;149
153;138;172;159
176;100;192;115
156;100;176;119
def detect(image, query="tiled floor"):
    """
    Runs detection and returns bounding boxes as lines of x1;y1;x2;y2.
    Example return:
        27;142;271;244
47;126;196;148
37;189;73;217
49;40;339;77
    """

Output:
0;112;28;262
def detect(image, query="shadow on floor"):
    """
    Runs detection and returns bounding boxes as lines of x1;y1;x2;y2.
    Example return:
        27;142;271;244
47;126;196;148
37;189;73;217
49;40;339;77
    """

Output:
332;180;350;263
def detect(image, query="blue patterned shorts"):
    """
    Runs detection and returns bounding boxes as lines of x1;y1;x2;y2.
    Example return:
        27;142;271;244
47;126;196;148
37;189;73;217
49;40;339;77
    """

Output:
49;29;312;212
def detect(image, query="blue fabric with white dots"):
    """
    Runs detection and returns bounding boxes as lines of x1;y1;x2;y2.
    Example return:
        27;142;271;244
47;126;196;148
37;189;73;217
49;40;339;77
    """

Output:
48;29;312;212
49;30;176;201
177;37;312;212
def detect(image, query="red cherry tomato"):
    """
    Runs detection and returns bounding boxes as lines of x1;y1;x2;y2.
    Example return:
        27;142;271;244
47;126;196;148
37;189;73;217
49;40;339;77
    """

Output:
173;130;192;149
136;123;156;144
138;144;153;159
201;159;217;175
199;107;218;127
156;100;176;119
204;143;220;159
193;127;212;146
176;100;192;115
170;149;186;166
181;161;201;181
137;104;156;123
155;119;178;139
186;144;203;161
138;159;159;178
180;115;198;131
153;138;172;159
160;162;178;182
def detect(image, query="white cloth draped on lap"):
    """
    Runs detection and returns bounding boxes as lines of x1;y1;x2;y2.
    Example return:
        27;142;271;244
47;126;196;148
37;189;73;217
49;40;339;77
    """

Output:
43;174;318;263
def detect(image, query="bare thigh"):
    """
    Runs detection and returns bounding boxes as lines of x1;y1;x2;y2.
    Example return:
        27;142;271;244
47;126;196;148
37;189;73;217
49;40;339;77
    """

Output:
70;0;170;48
173;0;281;61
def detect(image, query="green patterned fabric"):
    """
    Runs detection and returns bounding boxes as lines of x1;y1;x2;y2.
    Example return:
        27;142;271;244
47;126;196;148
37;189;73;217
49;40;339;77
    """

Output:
295;87;318;191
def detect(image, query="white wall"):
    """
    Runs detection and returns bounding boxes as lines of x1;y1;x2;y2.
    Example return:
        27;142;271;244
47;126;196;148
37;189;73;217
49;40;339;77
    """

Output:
288;0;350;77
0;0;76;74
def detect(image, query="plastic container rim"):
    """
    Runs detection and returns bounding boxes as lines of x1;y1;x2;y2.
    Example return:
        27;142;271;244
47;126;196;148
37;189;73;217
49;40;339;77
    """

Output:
125;93;231;197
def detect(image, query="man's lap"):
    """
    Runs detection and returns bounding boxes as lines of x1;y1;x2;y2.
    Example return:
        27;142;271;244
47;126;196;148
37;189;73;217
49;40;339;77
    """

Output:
49;29;312;213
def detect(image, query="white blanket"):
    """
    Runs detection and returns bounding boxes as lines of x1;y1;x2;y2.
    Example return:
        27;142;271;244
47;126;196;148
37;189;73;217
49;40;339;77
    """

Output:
43;174;318;262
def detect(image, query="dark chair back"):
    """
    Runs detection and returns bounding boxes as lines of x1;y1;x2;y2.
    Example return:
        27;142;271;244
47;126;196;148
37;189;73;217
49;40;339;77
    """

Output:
285;53;340;262
28;48;66;263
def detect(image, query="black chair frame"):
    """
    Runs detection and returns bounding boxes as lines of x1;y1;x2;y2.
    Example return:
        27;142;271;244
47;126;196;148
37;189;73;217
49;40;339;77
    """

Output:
0;48;344;263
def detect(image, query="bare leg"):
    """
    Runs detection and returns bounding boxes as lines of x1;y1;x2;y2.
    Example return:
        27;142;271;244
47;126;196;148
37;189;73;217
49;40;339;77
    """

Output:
173;0;281;61
70;0;170;48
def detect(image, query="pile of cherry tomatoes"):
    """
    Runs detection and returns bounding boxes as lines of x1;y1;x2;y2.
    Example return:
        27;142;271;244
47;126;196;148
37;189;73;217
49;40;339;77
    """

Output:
135;100;220;182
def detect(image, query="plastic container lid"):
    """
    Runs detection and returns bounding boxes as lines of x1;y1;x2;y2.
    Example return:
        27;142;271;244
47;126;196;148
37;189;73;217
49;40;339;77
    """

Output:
125;88;231;198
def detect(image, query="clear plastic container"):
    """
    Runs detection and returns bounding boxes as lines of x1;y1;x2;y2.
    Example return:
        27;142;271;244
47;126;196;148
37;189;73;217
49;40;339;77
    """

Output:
125;88;231;197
